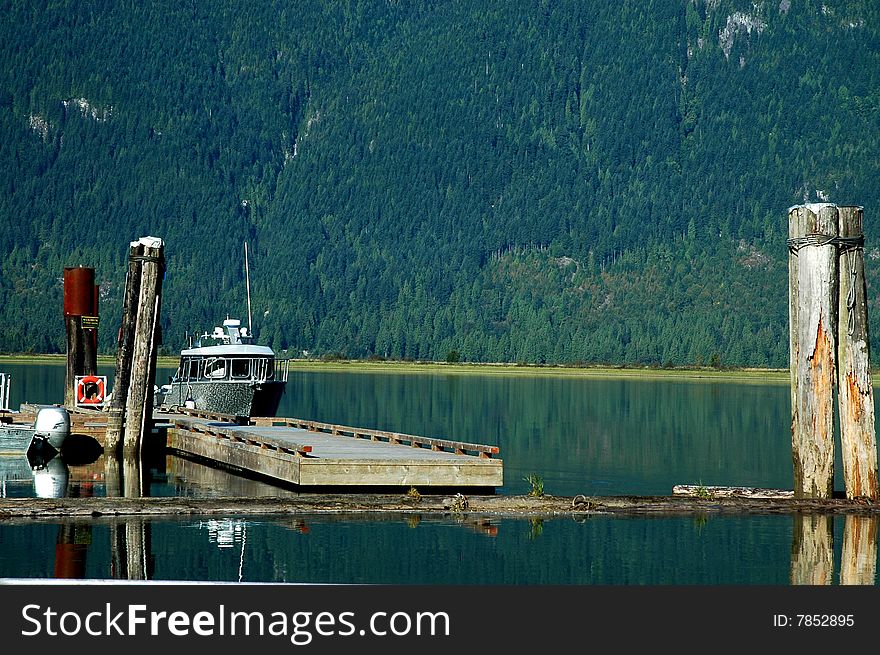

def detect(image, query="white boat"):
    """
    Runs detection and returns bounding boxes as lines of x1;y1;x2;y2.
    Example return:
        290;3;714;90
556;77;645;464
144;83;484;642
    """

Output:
157;318;289;417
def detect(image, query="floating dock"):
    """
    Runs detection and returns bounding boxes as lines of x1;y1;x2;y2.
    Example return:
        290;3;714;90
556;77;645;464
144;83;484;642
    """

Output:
4;405;504;491
161;408;503;490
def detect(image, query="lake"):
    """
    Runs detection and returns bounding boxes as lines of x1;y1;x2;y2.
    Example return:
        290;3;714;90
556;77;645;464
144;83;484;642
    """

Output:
0;361;874;584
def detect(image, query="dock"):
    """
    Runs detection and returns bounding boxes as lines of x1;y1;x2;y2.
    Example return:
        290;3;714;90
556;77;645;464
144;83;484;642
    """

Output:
3;405;503;491
162;408;502;490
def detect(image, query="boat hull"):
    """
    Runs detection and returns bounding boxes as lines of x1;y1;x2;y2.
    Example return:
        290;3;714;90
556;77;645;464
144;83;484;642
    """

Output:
159;380;286;417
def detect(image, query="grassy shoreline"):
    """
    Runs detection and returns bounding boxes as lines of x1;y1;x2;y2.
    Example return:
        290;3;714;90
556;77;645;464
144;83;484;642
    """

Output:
0;352;791;383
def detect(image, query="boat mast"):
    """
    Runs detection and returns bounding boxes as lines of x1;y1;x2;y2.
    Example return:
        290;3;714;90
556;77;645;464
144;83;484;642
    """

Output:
244;241;253;335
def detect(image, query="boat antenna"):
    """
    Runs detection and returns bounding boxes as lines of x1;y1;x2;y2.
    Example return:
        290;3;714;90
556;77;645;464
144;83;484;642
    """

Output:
244;241;253;335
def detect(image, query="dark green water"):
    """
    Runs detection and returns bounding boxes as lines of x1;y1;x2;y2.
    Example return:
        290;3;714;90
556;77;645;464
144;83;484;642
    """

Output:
0;362;873;584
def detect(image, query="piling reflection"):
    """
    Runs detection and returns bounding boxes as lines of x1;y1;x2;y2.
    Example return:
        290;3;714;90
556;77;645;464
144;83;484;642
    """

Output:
791;515;834;584
111;519;152;581
841;515;878;585
790;514;878;585
53;482;93;579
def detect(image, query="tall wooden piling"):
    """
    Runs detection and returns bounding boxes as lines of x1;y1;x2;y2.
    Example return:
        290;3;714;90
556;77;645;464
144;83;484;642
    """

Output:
836;206;878;500
788;204;838;498
123;238;165;457
104;243;144;454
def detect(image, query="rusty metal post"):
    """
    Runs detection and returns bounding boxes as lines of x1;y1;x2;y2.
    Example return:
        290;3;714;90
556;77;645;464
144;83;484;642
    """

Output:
63;266;96;408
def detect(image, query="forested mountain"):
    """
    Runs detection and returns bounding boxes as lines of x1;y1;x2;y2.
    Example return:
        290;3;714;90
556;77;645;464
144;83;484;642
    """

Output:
1;0;879;367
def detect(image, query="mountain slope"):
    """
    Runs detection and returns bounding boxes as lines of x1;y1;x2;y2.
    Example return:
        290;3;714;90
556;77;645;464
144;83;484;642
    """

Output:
1;0;878;366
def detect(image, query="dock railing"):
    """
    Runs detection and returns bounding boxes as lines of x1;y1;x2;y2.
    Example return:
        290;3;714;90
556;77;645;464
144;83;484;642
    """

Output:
159;406;500;459
251;416;500;459
0;373;10;412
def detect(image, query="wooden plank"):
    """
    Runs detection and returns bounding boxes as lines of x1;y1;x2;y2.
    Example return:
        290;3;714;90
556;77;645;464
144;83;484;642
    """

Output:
257;416;499;457
298;459;503;487
170;420;312;456
167;429;303;486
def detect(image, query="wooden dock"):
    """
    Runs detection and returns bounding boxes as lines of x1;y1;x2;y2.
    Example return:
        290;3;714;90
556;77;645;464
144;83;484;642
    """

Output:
161;408;503;490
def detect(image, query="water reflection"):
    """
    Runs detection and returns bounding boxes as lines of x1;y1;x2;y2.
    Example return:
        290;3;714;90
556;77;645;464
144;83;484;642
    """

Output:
841;515;878;585
111;519;151;580
53;481;94;579
791;515;834;584
31;456;69;499
0;511;873;585
791;514;878;585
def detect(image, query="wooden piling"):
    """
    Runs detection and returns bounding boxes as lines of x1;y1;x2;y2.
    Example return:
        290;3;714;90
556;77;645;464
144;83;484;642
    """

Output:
105;243;144;454
836;206;878;500
123;238;164;457
788;204;838;498
64;316;83;408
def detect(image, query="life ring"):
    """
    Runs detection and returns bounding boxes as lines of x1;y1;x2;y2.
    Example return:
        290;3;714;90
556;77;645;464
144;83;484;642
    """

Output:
76;375;106;405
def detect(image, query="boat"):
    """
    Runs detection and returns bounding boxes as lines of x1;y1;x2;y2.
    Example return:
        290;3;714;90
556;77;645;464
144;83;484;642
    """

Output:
156;317;289;417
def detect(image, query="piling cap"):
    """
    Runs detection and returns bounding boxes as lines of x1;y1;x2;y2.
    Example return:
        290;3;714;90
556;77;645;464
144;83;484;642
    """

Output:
788;202;837;214
130;236;164;248
62;266;96;316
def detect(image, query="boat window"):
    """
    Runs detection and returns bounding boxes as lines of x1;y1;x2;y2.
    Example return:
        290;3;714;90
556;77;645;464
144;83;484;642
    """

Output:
204;358;227;379
187;358;201;380
265;358;275;380
231;358;251;379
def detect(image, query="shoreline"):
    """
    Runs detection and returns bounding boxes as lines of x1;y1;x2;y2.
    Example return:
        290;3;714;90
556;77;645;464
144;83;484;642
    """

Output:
0;353;790;383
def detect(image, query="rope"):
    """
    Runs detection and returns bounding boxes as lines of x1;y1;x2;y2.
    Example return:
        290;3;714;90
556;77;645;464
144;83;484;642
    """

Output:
786;233;864;253
787;233;864;336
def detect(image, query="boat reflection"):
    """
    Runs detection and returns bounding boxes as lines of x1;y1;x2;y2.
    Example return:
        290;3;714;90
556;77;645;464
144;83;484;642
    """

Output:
30;453;69;499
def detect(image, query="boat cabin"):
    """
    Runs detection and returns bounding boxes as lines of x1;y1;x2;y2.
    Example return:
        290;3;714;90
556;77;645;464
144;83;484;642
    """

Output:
177;354;277;383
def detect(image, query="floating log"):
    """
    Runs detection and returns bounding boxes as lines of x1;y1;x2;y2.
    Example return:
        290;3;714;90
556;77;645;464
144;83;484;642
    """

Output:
672;485;794;499
836;205;879;500
1;493;879;520
788;204;838;498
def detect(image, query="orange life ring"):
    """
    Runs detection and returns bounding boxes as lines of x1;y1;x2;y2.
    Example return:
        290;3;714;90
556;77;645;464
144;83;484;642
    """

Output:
76;375;106;405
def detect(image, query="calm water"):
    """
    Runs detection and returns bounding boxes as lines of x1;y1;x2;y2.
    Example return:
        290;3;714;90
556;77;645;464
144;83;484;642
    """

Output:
0;362;874;584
